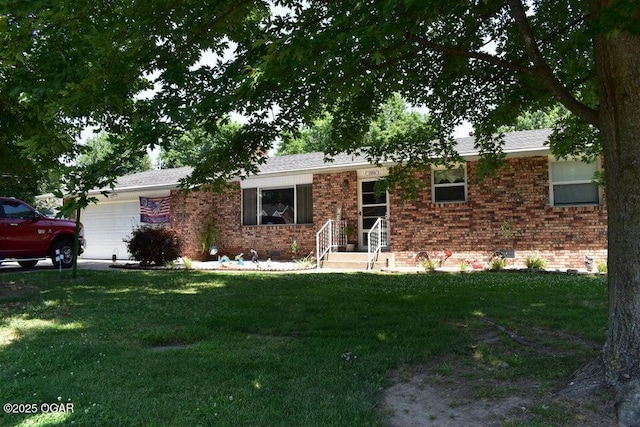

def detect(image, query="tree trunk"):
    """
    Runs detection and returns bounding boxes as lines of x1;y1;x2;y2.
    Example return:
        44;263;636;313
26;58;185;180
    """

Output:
594;1;640;423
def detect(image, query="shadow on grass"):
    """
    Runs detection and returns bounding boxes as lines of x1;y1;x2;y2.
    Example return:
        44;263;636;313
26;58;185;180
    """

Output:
0;270;607;426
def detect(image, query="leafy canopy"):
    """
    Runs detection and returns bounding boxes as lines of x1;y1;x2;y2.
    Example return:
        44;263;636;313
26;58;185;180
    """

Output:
498;106;567;133
277;94;434;157
1;0;267;198
77;133;153;174
159;121;243;169
1;0;606;193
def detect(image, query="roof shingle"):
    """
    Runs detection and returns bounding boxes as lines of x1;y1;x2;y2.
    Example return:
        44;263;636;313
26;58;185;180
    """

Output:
106;128;552;192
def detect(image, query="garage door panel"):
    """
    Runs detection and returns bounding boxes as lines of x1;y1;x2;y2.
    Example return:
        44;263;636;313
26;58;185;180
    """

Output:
82;200;141;259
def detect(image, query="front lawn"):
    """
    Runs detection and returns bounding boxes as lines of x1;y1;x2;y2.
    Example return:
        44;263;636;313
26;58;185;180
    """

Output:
0;270;607;426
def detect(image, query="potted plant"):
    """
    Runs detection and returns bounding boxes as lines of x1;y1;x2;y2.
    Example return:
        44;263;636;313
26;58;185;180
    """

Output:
344;223;356;252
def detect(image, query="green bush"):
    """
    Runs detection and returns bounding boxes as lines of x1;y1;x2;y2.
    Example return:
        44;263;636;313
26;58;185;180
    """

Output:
421;259;438;271
490;256;506;271
525;254;546;270
597;260;608;273
199;217;218;258
124;225;182;266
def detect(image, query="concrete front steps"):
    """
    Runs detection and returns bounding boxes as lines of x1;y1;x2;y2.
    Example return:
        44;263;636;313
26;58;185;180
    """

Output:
319;251;395;270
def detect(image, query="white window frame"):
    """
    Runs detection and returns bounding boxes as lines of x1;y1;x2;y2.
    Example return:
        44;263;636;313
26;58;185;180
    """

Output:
431;164;467;204
549;157;601;207
242;184;313;226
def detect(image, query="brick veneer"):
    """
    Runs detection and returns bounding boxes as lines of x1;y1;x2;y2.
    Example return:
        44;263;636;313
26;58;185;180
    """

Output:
171;156;608;269
312;170;359;244
171;181;320;261
391;156;607;269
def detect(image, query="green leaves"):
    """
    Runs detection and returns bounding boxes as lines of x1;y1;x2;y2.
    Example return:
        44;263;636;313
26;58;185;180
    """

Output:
160;120;243;169
2;0;633;198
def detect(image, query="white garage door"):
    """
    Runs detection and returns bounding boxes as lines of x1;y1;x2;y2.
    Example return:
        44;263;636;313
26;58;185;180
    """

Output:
81;191;169;259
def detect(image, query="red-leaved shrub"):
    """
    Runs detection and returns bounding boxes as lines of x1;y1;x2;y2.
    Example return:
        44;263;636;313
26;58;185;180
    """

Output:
124;226;182;265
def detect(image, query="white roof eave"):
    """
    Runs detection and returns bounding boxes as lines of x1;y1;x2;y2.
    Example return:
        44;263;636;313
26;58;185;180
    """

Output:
87;182;180;196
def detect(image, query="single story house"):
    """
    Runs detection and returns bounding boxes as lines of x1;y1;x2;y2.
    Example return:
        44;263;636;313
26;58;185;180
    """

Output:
80;128;607;269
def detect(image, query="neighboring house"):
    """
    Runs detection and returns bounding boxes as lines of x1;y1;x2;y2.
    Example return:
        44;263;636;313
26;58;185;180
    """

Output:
80;129;607;269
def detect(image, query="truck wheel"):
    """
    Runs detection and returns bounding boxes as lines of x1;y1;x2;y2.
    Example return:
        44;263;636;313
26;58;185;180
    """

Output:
18;260;38;269
50;240;74;269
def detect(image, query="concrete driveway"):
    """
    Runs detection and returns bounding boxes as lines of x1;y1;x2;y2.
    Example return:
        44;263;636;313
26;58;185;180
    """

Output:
0;259;115;272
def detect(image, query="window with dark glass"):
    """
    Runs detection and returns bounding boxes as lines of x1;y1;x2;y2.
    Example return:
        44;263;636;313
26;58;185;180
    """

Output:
432;167;466;203
296;184;313;224
261;188;294;224
242;185;313;226
2;200;37;219
242;189;258;225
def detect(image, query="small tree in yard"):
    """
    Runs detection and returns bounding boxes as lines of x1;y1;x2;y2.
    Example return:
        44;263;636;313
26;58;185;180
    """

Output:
124;226;182;266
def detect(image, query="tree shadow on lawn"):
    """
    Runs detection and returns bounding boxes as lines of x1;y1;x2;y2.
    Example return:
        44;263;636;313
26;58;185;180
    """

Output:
0;271;613;425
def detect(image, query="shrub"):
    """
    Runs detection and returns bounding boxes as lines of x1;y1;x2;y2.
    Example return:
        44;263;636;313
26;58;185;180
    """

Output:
295;253;315;269
290;240;300;257
597;260;608;273
182;257;193;270
489;256;506;271
421;259;438;272
199;217;218;259
525;255;546;270
124;226;182;266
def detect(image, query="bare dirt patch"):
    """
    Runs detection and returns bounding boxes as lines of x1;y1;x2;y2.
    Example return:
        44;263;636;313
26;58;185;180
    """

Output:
382;359;614;426
381;323;616;426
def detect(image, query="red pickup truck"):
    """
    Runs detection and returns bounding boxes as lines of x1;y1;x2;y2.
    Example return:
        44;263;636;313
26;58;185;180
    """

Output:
0;197;86;268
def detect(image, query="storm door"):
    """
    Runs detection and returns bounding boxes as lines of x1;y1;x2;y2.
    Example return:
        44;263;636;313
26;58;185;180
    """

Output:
358;180;389;249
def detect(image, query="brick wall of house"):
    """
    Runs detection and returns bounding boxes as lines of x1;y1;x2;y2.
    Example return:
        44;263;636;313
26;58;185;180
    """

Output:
171;156;607;269
313;170;360;243
170;187;219;260
172;182;313;261
390;156;608;269
171;171;360;261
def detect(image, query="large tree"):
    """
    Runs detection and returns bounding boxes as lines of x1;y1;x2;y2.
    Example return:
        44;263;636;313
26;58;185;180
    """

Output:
78;132;153;173
277;112;333;155
277;94;434;157
159;121;243;168
2;0;639;420
499;105;567;133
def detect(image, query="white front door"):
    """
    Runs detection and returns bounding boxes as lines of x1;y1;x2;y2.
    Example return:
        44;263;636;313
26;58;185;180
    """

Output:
358;179;389;249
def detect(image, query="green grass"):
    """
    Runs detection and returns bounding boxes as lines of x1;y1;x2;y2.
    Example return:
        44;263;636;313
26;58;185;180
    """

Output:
0;270;607;426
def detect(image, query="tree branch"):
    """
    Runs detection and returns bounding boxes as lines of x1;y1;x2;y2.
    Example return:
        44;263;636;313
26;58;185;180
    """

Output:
405;32;536;76
506;0;599;126
406;3;598;127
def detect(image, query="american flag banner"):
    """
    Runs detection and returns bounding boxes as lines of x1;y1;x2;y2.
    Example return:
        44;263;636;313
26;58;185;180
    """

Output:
140;197;170;223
